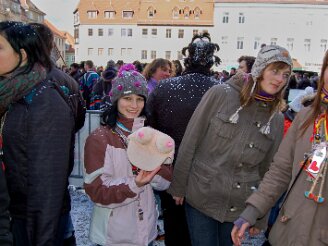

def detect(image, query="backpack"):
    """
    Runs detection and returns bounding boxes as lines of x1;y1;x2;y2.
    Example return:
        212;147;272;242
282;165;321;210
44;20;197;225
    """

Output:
25;79;86;133
52;81;86;132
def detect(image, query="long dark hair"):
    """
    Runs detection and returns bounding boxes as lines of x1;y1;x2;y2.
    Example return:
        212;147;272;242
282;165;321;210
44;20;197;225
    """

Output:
301;50;328;135
0;21;52;76
101;98;149;127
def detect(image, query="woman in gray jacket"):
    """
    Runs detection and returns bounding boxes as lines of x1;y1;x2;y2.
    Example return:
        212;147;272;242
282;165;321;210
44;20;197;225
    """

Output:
168;45;292;246
232;51;328;246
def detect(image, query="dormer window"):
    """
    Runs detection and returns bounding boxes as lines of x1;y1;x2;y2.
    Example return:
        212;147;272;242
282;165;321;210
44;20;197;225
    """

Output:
147;7;156;18
104;11;116;19
183;7;190;18
74;12;80;24
172;7;179;18
194;7;201;19
87;11;98;19
123;11;134;19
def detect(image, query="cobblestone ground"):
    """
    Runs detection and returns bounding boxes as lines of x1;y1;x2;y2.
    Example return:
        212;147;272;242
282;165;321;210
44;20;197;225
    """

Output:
70;188;265;246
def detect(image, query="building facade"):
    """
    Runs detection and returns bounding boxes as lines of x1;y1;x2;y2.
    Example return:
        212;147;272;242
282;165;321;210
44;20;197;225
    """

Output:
73;0;328;72
44;19;67;68
73;0;215;66
213;0;328;72
63;31;76;67
0;0;44;23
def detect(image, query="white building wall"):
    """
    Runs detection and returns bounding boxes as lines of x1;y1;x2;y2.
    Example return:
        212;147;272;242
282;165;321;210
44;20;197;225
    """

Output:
75;24;214;66
213;3;328;72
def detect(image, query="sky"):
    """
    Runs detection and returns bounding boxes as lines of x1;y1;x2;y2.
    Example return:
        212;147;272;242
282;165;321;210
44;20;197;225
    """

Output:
32;0;79;34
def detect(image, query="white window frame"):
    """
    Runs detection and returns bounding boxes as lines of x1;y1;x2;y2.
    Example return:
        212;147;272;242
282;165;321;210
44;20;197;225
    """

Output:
87;11;97;19
166;29;171;38
178;29;184;39
122;11;133;19
141;50;147;60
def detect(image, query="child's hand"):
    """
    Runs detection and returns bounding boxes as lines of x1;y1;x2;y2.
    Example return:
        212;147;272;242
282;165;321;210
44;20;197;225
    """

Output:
135;166;161;187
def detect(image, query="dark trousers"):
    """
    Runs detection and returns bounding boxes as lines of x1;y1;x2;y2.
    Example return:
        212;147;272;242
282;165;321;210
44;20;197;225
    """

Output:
11;213;69;246
185;202;233;246
160;191;192;246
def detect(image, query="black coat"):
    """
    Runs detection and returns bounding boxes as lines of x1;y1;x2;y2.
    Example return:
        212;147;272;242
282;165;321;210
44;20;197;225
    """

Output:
3;79;74;245
0;163;12;246
147;72;219;164
48;66;86;132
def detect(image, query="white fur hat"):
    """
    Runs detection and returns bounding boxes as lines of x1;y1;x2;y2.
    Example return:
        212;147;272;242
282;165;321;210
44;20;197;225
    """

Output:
127;127;175;171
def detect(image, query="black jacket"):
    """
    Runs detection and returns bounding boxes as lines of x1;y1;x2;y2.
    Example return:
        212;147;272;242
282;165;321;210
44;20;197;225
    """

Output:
3;79;75;245
0;163;12;246
147;72;219;164
47;66;86;132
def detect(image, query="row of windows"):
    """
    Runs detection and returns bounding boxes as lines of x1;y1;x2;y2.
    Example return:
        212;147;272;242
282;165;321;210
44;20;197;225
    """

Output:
87;10;134;19
222;13;245;24
83;6;203;20
221;36;328;52
221;12;315;25
85;48;183;60
85;28;208;38
87;28;133;37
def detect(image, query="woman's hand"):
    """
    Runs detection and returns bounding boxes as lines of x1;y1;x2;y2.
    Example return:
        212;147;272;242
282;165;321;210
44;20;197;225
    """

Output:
231;222;250;246
172;196;184;205
135;166;161;187
249;227;260;236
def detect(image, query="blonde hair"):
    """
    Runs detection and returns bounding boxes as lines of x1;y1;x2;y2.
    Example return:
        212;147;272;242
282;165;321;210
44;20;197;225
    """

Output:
240;62;291;112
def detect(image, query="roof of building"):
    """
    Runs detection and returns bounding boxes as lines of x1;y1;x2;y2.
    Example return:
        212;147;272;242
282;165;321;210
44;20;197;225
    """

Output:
138;0;214;26
63;31;75;48
28;0;45;14
44;19;66;39
214;0;328;5
75;0;214;26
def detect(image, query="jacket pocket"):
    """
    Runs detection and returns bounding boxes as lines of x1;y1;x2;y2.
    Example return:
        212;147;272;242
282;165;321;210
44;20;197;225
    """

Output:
89;206;110;245
186;160;214;207
209;113;238;155
242;137;272;166
108;203;139;245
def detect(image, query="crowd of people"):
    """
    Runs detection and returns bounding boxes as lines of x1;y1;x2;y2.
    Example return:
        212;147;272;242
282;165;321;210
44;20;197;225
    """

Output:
0;20;327;246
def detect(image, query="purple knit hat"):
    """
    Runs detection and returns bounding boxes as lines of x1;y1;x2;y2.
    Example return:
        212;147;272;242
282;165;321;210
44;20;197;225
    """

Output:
109;64;148;103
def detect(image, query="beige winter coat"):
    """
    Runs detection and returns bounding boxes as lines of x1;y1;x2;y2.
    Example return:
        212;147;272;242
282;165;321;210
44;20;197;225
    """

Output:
242;106;328;246
168;74;284;223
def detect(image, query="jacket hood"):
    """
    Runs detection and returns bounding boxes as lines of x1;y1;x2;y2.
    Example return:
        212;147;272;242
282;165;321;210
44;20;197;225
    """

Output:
226;71;247;93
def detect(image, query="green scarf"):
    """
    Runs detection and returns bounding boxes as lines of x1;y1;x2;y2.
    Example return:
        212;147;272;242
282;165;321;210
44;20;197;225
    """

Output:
0;63;47;116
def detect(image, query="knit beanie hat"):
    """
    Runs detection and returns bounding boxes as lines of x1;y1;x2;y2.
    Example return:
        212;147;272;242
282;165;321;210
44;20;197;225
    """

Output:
251;45;292;83
109;64;148;103
229;45;292;135
127;127;175;171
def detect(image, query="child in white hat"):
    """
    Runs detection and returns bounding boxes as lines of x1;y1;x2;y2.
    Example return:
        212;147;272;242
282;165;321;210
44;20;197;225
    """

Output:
84;64;174;246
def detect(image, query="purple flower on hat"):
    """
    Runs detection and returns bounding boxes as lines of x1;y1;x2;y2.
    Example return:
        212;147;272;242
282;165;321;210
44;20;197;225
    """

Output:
134;81;141;87
118;72;124;78
119;64;136;74
117;85;123;91
132;71;139;76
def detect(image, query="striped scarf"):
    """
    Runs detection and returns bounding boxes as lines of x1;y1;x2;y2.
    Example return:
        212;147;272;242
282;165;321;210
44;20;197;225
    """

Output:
254;90;275;102
0;63;46;116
